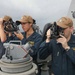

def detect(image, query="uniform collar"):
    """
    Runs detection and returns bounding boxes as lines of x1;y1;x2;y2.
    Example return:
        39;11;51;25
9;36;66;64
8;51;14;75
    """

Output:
68;34;75;44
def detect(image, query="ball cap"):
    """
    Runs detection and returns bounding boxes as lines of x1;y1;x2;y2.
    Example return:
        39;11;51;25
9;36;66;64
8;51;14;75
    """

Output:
16;15;33;24
3;15;12;21
56;17;73;28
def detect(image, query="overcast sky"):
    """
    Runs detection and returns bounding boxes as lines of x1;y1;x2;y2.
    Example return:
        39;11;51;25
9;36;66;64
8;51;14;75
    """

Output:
0;0;72;30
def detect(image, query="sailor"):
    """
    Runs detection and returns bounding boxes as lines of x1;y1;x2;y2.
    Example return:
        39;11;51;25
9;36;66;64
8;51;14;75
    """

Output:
39;17;75;75
14;15;42;63
2;15;15;43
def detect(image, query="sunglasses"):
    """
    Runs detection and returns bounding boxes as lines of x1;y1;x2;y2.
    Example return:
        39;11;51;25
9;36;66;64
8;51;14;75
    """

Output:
21;22;28;25
21;22;31;25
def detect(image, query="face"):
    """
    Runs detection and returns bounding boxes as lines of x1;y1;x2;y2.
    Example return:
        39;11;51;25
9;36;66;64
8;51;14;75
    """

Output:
21;22;32;32
63;26;73;38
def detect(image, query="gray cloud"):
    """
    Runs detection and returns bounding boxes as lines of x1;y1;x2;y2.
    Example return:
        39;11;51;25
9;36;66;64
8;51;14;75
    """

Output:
0;0;71;30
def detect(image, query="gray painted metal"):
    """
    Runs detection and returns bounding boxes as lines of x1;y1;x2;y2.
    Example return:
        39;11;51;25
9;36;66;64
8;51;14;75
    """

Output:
67;0;75;28
0;63;37;75
0;42;37;75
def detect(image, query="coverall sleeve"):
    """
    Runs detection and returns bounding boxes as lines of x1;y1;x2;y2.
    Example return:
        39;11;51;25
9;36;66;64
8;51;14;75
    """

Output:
4;36;14;43
21;38;27;44
39;41;52;60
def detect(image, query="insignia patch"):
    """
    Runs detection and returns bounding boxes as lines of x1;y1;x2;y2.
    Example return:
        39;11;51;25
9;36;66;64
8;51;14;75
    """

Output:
72;47;75;50
28;41;34;46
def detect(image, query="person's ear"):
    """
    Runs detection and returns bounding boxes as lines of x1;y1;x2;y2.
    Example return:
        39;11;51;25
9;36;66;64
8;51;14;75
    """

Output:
70;26;74;33
30;23;33;27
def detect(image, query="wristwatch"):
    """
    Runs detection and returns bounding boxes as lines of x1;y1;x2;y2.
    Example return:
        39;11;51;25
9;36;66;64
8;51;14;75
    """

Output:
65;46;70;51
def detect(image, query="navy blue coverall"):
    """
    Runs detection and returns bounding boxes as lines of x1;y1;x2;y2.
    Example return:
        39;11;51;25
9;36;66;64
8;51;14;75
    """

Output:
39;34;75;75
0;41;5;59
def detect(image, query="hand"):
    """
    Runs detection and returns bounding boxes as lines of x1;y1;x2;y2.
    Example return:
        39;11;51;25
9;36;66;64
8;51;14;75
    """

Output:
0;18;4;29
8;32;12;37
0;18;6;42
46;29;51;42
57;35;69;49
14;31;24;40
46;29;51;39
5;31;12;37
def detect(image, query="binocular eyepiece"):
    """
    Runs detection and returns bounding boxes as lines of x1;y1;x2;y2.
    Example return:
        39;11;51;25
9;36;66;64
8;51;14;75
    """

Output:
50;22;64;39
3;19;20;32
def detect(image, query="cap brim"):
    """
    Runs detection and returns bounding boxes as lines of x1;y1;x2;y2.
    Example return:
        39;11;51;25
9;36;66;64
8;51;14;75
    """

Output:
16;21;21;25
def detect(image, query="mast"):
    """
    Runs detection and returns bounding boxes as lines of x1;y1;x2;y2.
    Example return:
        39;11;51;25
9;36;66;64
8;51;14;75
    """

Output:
67;0;75;28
